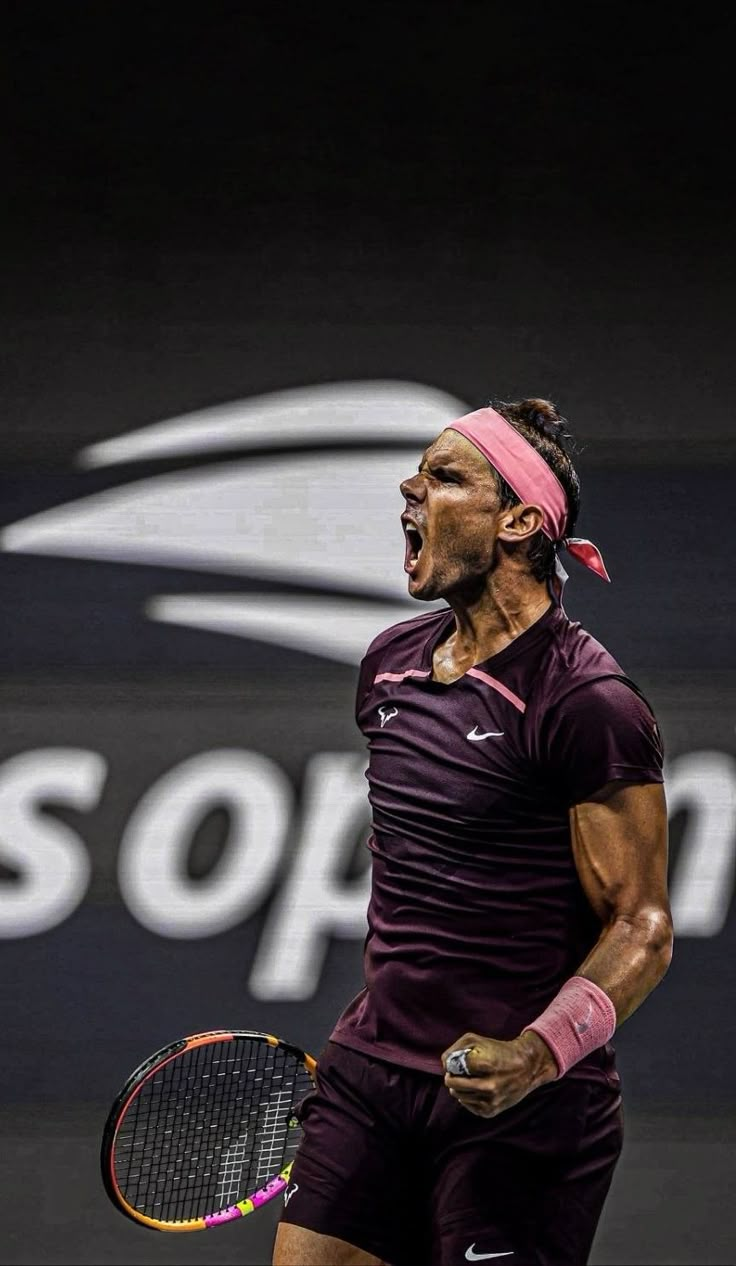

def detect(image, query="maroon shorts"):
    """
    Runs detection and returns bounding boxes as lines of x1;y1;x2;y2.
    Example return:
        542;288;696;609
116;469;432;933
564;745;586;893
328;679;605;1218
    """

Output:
279;1041;623;1266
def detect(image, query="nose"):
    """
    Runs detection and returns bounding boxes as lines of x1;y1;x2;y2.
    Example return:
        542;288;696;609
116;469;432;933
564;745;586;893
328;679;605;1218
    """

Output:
400;471;425;504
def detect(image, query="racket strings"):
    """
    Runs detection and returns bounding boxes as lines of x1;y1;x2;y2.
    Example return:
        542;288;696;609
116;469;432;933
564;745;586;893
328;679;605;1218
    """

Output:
215;1083;293;1206
113;1039;311;1223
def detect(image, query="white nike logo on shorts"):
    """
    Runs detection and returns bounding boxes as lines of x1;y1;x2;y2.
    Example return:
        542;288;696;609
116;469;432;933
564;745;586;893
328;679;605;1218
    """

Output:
466;726;505;741
465;1247;514;1261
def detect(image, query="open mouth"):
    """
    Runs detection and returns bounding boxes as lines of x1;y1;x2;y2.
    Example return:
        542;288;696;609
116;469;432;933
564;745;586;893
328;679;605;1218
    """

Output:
403;521;424;574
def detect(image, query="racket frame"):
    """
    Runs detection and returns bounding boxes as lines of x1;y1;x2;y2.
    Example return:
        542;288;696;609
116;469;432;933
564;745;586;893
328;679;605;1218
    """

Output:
101;1029;316;1232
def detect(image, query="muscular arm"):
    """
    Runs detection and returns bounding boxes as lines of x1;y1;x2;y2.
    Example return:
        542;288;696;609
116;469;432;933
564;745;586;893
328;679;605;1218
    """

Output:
519;779;673;1083
568;779;673;1023
444;778;674;1111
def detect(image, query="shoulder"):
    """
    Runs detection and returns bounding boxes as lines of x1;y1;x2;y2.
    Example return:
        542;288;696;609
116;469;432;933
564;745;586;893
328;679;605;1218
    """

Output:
532;621;664;800
541;673;664;803
525;609;660;748
552;675;659;729
527;610;628;716
545;611;625;687
546;614;659;719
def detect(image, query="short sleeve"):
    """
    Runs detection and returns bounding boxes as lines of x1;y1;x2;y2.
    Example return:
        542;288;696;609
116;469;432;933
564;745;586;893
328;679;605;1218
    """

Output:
543;677;664;806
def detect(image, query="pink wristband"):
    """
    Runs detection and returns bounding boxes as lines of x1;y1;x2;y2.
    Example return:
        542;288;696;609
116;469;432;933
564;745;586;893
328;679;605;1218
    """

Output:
522;976;617;1079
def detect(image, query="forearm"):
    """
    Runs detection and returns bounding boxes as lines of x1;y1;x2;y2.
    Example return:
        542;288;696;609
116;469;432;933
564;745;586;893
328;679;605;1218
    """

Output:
517;909;673;1085
575;908;674;1025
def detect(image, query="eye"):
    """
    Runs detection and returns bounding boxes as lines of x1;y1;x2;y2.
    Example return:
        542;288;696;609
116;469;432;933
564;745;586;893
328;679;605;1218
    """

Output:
418;459;461;483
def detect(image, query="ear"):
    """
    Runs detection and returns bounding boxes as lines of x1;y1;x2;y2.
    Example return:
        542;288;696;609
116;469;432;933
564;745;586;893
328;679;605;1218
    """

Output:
496;502;545;544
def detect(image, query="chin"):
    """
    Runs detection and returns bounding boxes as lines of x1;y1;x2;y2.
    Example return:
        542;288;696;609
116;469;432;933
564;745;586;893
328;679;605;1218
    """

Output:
408;574;443;602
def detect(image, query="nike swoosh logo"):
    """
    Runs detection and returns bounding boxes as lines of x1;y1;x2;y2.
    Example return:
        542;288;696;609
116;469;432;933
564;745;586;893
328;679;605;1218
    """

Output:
465;1248;514;1261
466;726;505;741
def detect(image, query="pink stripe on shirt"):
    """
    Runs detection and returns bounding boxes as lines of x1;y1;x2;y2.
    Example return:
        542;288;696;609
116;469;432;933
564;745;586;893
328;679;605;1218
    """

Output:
374;664;525;712
466;667;526;713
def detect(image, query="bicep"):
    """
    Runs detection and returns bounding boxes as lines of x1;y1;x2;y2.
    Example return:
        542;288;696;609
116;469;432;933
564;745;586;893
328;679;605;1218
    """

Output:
569;781;671;925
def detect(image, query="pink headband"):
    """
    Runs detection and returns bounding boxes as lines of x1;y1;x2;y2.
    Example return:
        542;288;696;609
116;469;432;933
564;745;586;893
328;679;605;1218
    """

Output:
448;407;610;583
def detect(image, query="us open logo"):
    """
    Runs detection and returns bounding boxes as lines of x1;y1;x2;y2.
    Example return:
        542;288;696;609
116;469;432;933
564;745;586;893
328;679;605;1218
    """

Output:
0;382;734;970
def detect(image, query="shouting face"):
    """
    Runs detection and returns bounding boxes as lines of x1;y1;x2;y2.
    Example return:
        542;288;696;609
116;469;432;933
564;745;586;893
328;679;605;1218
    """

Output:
400;429;504;602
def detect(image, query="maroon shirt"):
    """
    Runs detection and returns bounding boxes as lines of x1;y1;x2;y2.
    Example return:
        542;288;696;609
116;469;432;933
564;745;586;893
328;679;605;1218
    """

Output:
331;602;664;1082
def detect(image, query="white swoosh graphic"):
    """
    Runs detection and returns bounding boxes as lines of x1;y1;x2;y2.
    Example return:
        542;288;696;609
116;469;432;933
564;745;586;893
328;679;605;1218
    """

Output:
1;453;424;601
78;381;465;468
1;381;469;665
465;1248;514;1261
466;727;505;741
149;594;416;665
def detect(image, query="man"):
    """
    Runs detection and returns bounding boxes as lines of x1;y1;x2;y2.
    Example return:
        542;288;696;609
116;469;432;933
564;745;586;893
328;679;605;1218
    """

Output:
273;398;672;1266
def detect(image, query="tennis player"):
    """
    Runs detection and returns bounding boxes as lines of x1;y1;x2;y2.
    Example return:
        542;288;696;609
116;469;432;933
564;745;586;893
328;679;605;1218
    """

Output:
273;399;672;1266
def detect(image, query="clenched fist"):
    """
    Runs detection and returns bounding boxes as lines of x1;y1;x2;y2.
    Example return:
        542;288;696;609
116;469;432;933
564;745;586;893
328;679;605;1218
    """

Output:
441;1030;559;1118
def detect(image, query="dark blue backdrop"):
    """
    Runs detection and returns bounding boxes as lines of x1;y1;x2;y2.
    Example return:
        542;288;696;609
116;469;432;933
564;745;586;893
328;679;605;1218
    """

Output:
2;8;734;1264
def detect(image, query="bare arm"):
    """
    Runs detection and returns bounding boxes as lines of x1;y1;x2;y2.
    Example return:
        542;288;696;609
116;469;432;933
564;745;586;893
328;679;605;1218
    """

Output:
519;779;673;1083
567;779;673;1022
444;779;674;1112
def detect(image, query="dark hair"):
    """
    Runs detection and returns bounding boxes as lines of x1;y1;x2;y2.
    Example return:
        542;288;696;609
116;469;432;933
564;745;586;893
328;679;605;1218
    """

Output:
489;397;581;583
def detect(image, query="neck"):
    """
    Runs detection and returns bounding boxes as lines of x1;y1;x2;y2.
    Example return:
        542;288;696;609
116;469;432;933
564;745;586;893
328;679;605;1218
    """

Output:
435;568;552;679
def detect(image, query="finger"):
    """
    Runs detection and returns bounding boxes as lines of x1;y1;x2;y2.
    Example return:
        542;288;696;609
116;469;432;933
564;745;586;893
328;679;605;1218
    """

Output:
448;1088;496;1106
444;1072;495;1091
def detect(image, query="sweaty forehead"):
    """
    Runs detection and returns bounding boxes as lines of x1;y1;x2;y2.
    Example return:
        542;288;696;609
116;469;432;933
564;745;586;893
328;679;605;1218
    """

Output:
424;428;492;474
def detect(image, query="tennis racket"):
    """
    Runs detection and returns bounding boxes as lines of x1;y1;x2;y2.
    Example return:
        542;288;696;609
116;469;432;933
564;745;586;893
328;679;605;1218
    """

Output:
101;1029;316;1232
